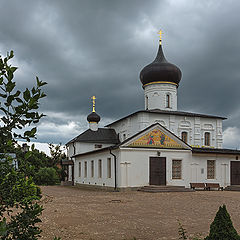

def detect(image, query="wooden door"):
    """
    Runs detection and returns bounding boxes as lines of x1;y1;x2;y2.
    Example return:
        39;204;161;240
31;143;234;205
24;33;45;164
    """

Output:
149;157;166;185
231;161;240;185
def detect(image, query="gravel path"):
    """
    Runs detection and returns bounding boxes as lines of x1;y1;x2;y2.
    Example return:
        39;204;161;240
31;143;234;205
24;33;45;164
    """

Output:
39;186;240;240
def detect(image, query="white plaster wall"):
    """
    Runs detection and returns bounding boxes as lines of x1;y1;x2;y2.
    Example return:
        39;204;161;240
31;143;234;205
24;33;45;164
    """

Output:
74;149;120;188
118;148;192;188
144;83;177;111
72;147;237;189
67;142;114;158
108;112;223;148
191;154;236;187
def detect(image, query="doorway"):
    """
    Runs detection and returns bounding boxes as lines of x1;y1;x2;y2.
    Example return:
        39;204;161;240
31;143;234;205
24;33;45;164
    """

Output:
149;157;166;185
231;161;240;185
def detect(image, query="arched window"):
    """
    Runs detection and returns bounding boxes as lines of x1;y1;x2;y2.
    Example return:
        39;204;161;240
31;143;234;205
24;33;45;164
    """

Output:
181;132;188;143
146;96;148;110
204;132;210;146
166;94;170;108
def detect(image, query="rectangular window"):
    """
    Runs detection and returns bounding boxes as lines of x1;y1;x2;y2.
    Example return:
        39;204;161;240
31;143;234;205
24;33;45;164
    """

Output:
84;161;87;178
207;160;215;179
107;158;111;178
205;132;210;146
181;132;188;143
98;159;102;178
172;160;182;179
91;160;94;178
78;162;81;177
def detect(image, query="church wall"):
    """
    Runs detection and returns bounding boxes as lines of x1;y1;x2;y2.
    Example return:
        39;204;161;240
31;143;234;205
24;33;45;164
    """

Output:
109;112;223;149
191;154;235;187
118;148;192;188
67;142;114;158
71;147;236;189
74;150;120;188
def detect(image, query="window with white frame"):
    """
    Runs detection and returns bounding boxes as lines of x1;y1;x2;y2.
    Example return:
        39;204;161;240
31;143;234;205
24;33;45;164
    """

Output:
172;160;182;179
207;160;215;179
181;132;188;143
107;158;112;178
78;162;81;177
166;94;170;108
91;160;94;178
98;159;102;178
204;132;210;146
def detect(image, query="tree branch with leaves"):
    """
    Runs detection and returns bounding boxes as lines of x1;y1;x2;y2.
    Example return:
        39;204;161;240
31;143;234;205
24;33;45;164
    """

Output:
0;50;51;239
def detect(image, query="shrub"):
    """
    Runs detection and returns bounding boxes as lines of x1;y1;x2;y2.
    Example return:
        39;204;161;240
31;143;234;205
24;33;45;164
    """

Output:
205;204;240;240
34;167;60;185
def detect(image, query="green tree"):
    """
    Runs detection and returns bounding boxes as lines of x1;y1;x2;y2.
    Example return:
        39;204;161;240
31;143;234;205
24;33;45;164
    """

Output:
48;143;66;181
49;143;66;168
0;50;47;239
205;205;240;240
16;144;51;178
34;167;60;185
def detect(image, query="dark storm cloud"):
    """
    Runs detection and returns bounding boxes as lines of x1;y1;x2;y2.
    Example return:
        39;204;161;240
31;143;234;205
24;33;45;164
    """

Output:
0;0;240;146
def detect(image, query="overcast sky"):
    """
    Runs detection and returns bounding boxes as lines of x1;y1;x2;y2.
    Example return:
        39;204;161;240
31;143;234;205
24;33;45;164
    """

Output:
0;0;240;149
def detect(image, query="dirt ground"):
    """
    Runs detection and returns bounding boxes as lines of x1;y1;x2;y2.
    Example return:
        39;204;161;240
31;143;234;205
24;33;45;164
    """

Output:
39;186;240;240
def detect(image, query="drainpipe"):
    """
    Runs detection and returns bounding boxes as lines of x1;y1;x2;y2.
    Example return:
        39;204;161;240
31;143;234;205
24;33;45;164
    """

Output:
72;143;76;186
110;149;118;191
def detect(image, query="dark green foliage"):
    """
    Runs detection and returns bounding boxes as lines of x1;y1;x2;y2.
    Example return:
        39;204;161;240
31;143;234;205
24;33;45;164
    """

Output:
0;51;47;239
16;144;51;178
3;202;43;240
0;157;43;239
205;205;240;240
34;167;60;185
49;143;66;168
0;51;47;147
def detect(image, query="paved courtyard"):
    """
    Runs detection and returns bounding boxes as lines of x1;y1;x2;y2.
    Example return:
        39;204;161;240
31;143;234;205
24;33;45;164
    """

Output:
39;186;240;240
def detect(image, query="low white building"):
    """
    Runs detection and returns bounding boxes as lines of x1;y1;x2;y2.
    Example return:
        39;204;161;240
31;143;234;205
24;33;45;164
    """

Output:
65;37;240;190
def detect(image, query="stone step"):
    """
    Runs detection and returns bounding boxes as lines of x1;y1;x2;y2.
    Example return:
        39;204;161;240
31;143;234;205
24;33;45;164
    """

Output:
225;185;240;191
139;185;194;193
142;185;186;189
140;189;193;193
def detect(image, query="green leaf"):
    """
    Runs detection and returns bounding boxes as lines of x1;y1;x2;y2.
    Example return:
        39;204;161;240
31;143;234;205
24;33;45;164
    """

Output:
10;66;18;73
7;95;14;105
16;97;23;103
0;93;7;98
31;127;37;135
40;92;47;98
23;88;30;101
36;77;47;87
7;70;13;81
14;90;21;97
9;50;14;58
24;127;37;138
6;81;16;92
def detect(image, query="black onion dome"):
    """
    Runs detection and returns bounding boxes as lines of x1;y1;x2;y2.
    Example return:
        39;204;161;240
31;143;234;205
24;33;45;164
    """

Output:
87;112;101;123
140;44;182;86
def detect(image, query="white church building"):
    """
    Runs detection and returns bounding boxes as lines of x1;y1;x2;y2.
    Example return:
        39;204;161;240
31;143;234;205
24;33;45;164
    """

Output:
65;35;240;191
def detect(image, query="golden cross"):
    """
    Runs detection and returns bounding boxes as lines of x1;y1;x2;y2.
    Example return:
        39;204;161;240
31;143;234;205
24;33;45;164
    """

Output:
91;96;96;112
158;30;163;45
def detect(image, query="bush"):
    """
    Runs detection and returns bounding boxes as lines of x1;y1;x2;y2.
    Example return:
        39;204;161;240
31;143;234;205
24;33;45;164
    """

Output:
205;204;240;240
34;167;60;185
